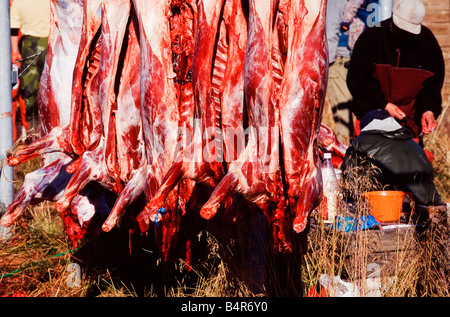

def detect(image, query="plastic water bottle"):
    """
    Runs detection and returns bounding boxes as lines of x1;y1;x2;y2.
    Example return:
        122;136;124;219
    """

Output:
319;152;340;224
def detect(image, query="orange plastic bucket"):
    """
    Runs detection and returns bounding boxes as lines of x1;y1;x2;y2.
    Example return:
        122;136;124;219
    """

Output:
363;191;406;222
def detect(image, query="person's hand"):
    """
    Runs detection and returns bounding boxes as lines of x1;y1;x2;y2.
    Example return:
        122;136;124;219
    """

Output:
385;102;405;120
11;35;22;66
420;111;437;135
11;51;21;63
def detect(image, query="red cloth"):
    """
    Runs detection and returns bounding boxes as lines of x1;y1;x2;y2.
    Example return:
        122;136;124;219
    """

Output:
373;64;434;138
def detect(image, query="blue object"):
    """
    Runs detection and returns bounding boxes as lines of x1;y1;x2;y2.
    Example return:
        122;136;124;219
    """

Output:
338;31;349;48
357;0;380;27
359;109;392;130
330;215;381;232
155;207;167;227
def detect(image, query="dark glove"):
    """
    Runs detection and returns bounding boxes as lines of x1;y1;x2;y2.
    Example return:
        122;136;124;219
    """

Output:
340;22;350;33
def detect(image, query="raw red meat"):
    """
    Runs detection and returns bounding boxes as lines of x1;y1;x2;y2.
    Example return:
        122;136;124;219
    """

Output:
318;123;348;169
54;0;133;214
2;0;331;259
198;0;292;252
1;0;110;245
278;0;328;233
139;0;227;227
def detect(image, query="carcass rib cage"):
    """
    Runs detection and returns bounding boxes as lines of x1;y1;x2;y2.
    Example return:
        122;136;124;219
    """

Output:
2;0;347;260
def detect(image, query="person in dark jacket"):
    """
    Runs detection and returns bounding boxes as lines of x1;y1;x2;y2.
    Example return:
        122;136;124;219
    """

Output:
341;109;442;206
346;0;445;144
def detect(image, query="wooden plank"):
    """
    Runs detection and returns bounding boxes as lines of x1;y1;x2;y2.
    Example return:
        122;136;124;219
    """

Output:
424;10;450;23
442;49;450;59
426;23;450;36
422;0;450;11
423;1;449;100
342;205;448;255
345;225;418;254
435;34;450;48
343;203;449;281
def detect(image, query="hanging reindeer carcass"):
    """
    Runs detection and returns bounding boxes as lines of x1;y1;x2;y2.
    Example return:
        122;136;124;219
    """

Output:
2;0;331;262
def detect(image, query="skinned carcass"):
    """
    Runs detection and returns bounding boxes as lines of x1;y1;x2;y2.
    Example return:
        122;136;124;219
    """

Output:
54;0;133;213
138;0;228;227
0;0;111;245
100;9;143;233
103;0;193;258
215;0;247;165
5;0;104;167
198;0;293;253
2;0;331;264
318;123;348;168
278;0;328;233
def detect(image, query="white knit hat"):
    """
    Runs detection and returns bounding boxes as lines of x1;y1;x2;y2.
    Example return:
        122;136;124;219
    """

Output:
392;0;426;34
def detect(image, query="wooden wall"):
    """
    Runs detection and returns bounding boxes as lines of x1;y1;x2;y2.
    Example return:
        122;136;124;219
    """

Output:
421;0;450;104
